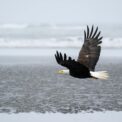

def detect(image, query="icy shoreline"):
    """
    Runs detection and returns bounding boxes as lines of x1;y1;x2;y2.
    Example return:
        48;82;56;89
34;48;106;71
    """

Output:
0;111;122;122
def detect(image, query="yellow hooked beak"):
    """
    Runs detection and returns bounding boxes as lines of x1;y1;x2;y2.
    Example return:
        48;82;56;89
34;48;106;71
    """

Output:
57;70;64;74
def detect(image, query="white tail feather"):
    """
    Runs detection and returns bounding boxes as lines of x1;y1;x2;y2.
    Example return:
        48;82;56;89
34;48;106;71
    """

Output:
90;71;109;80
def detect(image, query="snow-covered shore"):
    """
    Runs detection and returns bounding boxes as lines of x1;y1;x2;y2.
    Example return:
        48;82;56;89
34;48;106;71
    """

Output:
0;111;122;122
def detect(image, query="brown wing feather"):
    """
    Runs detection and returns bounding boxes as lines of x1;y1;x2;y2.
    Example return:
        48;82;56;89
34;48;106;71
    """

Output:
55;51;88;71
77;25;103;71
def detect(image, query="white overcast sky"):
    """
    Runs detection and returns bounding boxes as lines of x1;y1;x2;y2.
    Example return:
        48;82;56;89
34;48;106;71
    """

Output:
0;0;122;24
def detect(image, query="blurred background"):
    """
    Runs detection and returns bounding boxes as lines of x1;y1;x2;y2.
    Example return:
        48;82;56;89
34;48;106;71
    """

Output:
0;0;122;116
0;0;122;49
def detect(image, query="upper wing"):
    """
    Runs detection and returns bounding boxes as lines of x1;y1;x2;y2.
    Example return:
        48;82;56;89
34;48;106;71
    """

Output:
55;51;88;71
77;25;103;71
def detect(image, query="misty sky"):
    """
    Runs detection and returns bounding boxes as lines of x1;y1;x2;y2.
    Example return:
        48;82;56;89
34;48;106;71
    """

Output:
0;0;122;24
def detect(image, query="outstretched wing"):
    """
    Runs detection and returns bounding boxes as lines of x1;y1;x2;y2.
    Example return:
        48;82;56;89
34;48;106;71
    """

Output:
55;51;88;71
77;25;103;71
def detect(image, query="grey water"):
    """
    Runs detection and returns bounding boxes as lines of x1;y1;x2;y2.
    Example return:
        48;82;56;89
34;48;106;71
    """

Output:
0;24;122;48
0;48;122;113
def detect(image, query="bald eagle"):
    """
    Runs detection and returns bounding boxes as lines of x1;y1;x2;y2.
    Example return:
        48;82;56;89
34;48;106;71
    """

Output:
55;25;109;80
